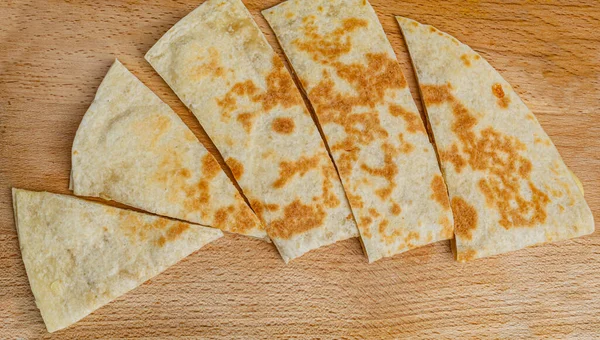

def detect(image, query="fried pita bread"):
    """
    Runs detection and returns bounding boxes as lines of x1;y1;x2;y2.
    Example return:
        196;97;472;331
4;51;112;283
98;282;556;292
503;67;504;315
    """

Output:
145;0;358;262
12;188;222;332
397;17;594;261
264;0;454;262
71;60;265;240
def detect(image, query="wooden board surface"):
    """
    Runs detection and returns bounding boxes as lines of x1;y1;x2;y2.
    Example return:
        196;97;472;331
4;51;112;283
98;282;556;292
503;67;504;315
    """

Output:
1;0;599;338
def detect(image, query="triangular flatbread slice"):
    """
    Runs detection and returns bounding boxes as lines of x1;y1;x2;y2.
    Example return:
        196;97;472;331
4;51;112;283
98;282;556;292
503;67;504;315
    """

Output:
145;0;358;262
397;17;594;261
264;0;454;262
71;60;265;240
12;188;223;332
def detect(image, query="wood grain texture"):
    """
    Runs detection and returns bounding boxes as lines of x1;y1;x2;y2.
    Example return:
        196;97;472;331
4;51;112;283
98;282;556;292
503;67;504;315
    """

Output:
0;0;599;338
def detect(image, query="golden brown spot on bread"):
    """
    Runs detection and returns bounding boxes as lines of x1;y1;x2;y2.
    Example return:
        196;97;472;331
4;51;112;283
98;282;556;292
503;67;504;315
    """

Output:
377;219;389;235
72;150;78;155
302;15;315;23
492;83;505;98
184;130;196;142
321;165;341;208
431;175;450;210
440;144;466;173
237;112;255;133
359;216;373;238
250;199;279;224
166;223;190;242
214;202;259;234
216;80;259;118
422;84;549;229
273;154;320;188
397;133;414;154
295;17;368;62
272;117;295;134
544;184;564;199
333;145;360;179
286;12;294;18
389;104;426;134
451;197;478;240
150;115;172;146
317;5;323;11
193;47;225;80
347;192;364;209
180;169;191;178
492;83;510;108
474;55;481;60
155;152;213;219
120;213;188;247
256;57;302;112
390;202;402;215
360;143;399;200
226;157;244;179
368;208;381;218
439;216;453;238
534;135;551;146
217;57;301;125
201;153;220;179
183;180;211;217
460;54;471;67
120;212;146;241
426;233;433;243
410;21;418;28
269;200;326;239
457;248;477;262
429;26;436;33
405;231;419;245
230;202;262;234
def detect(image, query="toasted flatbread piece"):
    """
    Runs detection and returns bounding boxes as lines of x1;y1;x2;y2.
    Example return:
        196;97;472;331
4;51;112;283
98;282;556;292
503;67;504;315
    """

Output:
71;60;265;239
12;188;222;332
264;0;453;262
397;17;594;261
145;0;358;262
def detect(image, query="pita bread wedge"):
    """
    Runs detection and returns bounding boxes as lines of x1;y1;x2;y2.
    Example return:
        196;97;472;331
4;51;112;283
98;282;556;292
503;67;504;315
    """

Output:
263;0;454;262
145;0;358;262
397;17;595;261
71;60;266;240
12;188;222;333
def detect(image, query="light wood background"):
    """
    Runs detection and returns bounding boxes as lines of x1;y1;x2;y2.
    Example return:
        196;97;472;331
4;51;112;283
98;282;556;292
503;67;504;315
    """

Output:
1;0;599;338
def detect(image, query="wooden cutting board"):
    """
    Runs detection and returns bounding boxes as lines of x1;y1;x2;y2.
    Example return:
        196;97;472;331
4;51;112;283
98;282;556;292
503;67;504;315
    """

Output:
1;0;599;338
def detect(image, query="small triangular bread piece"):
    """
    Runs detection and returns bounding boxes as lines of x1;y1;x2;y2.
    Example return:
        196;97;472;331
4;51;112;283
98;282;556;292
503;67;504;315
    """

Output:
145;0;358;262
12;188;223;333
397;17;594;261
71;60;265;240
264;0;454;262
